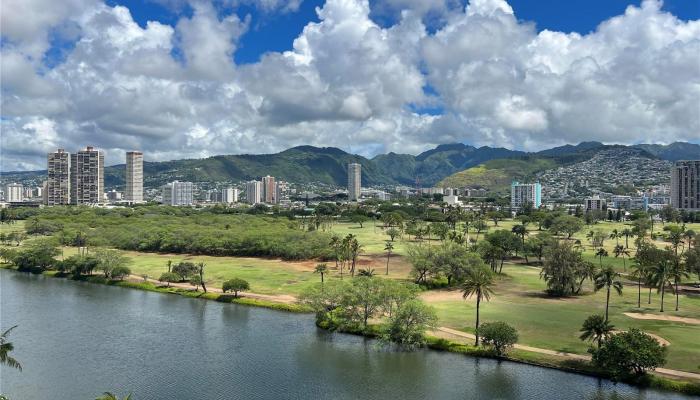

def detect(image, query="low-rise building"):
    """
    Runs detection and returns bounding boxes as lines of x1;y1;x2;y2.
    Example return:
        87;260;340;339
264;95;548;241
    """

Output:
585;195;606;212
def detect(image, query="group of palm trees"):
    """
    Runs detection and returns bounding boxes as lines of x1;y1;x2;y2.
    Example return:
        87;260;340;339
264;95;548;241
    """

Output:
329;234;363;278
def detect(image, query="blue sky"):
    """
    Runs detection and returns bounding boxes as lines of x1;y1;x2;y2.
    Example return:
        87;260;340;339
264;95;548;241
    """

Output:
102;0;700;66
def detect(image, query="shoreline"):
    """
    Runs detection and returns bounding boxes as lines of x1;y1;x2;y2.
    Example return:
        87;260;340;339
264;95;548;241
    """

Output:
3;266;699;396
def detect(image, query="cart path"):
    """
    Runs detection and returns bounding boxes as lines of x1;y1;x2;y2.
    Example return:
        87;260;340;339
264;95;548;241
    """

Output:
432;327;700;381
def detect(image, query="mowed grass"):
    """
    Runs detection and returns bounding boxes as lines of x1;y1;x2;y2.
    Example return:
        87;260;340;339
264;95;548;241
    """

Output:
0;220;25;234
59;246;413;296
423;263;700;373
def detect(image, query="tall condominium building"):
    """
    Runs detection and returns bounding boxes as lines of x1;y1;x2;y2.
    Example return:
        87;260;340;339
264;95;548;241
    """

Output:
4;183;23;202
262;175;276;204
348;163;361;201
276;180;288;204
161;181;193;206
671;160;700;211
46;149;71;205
70;146;104;205
222;187;238;204
510;181;541;210
246;181;262;204
125;151;144;203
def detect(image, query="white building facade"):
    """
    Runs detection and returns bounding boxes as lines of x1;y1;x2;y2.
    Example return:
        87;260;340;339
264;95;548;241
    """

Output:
161;181;193;206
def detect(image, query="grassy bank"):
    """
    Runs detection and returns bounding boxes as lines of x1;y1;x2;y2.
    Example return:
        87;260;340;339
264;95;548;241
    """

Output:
424;336;700;396
1;265;310;313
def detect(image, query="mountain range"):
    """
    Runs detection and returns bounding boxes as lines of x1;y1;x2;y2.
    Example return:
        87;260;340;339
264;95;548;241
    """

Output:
2;141;699;189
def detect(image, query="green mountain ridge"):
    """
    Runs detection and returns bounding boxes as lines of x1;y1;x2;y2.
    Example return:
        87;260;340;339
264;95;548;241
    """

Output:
2;142;698;189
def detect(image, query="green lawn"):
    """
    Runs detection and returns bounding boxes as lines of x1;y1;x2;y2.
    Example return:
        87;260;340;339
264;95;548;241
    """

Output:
424;263;700;373
0;220;25;234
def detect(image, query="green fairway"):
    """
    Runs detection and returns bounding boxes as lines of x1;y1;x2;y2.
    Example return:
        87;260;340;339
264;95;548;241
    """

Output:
423;263;700;373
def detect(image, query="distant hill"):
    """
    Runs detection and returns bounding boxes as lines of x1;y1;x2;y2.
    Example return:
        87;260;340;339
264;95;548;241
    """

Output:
2;141;697;189
437;157;558;194
633;142;700;161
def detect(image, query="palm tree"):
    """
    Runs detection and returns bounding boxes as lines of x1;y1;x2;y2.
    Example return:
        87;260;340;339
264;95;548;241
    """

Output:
579;314;614;348
621;228;633;249
593;266;623;322
95;392;132;400
329;236;341;271
0;325;21;371
314;263;328;283
384;241;394;275
461;267;496;346
670;257;689;311
630;263;650;308
610;229;620;246
651;254;674;312
683;229;695;250
595;248;609;268
613;244;630;271
586;230;595;248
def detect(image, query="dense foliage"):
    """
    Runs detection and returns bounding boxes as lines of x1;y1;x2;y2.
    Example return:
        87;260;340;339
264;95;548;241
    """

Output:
20;206;333;260
479;321;519;356
591;329;667;380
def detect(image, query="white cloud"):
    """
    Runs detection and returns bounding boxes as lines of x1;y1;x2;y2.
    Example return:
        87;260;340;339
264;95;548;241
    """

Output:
0;0;698;171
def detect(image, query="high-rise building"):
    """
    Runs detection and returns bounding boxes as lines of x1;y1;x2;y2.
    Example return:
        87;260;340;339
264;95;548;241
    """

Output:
161;181;193;206
348;163;361;201
222;187;238;204
70;146;104;205
125;151;143;203
671;160;700;211
276;181;288;204
47;149;71;205
510;181;541;211
262;176;276;204
4;183;23;202
246;181;262;204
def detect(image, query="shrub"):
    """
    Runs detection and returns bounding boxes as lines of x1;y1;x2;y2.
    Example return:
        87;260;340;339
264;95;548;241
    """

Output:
222;278;250;297
110;265;131;280
479;321;519;356
591;328;667;381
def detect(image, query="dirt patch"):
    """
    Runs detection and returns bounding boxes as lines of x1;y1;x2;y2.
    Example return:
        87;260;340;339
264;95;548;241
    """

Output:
623;312;700;325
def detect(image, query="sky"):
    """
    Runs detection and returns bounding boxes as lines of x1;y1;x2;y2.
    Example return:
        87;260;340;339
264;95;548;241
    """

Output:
1;0;699;170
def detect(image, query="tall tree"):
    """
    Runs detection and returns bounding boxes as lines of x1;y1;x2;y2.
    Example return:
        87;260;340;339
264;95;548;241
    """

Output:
651;250;675;312
314;263;329;283
461;266;496;346
593;266;623;322
613;245;630;271
595;248;609;268
384;241;394;275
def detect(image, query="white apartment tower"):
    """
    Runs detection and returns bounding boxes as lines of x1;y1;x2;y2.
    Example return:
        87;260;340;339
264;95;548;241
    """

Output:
222;187;238;204
46;149;71;205
348;163;361;201
671;160;700;211
70;146;104;205
4;183;23;202
246;181;262;204
125;151;144;203
161;181;193;206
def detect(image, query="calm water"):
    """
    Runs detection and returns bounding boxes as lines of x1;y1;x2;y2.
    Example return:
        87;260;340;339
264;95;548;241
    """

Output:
0;270;692;400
